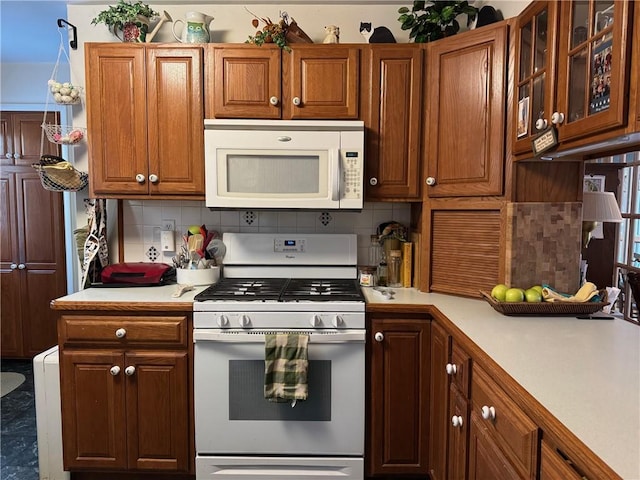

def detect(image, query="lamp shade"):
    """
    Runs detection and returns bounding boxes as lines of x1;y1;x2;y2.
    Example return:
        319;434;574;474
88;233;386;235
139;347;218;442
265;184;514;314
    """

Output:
582;191;623;222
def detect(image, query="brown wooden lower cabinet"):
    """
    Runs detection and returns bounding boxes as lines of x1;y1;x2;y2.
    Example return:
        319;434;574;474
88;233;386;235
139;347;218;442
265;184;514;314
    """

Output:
539;441;586;480
58;313;192;474
367;315;430;477
468;411;520;480
428;321;451;480
448;383;469;480
427;316;621;480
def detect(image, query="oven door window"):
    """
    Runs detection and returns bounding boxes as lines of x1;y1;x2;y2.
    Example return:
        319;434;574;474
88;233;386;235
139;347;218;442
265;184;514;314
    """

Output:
194;338;364;456
229;360;330;421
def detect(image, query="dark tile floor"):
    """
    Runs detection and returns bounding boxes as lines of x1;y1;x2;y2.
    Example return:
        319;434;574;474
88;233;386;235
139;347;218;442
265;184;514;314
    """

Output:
1;359;39;480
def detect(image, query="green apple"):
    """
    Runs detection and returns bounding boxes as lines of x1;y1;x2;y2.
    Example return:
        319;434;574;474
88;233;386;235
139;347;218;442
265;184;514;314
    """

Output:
530;285;544;294
524;288;542;303
505;288;525;302
491;284;509;302
188;225;201;235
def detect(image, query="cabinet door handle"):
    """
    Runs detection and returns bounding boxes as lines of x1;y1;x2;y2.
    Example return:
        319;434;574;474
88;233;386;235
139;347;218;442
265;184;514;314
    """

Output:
481;405;496;420
10;263;18;270
535;118;548;130
445;363;457;375
451;415;463;428
269;96;279;106
110;366;121;376
148;174;159;183
426;176;436;186
374;332;384;342
135;173;146;184
551;111;565;125
115;328;126;339
292;96;301;106
125;366;136;376
13;153;20;159
369;177;378;186
5;153;12;159
17;263;26;270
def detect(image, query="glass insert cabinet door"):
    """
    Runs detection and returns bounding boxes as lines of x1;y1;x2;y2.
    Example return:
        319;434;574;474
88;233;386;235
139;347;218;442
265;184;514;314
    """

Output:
555;0;633;142
514;1;560;154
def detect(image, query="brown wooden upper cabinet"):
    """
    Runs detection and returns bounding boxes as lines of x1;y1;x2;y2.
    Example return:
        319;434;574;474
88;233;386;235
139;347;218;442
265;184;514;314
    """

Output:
85;43;204;198
513;0;634;156
362;45;423;201
424;22;508;198
206;44;360;120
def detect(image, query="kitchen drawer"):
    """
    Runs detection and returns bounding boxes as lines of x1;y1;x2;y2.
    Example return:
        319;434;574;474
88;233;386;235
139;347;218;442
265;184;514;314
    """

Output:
59;315;188;347
448;340;471;398
540;441;586;480
471;365;538;479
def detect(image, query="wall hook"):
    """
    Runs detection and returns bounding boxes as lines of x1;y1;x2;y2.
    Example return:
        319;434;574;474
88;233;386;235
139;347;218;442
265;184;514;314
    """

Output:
57;19;78;50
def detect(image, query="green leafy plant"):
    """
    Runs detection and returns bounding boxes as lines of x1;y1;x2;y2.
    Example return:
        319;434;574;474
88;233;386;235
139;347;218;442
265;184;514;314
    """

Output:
91;0;158;33
398;1;478;43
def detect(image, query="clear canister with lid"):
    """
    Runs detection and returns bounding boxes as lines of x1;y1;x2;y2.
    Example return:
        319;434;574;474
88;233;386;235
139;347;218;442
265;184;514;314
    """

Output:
359;266;378;287
387;249;402;287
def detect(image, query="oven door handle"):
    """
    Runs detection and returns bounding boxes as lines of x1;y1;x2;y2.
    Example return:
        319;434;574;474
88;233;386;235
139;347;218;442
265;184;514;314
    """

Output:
193;330;365;343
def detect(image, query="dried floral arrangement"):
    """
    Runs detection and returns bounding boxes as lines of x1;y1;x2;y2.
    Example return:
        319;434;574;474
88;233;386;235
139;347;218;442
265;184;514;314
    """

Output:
245;9;313;50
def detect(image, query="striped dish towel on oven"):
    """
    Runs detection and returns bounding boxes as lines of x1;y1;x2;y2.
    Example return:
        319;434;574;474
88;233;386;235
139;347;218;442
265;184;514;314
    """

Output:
264;333;309;403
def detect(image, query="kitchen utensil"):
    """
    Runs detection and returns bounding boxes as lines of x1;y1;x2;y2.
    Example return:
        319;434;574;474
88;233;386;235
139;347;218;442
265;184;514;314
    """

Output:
187;234;204;268
205;238;226;262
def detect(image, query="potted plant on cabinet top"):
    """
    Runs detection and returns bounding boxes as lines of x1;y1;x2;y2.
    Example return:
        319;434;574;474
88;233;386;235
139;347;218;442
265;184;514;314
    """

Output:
91;0;159;42
398;1;478;43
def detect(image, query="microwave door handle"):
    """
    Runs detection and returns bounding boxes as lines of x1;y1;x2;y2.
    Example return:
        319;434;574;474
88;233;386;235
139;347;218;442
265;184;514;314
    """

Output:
331;149;341;201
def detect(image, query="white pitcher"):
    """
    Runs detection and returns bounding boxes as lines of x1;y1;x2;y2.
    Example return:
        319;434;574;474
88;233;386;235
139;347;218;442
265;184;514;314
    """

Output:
172;11;212;43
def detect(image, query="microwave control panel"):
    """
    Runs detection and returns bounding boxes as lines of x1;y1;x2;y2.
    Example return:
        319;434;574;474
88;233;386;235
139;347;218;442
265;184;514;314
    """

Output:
341;150;363;200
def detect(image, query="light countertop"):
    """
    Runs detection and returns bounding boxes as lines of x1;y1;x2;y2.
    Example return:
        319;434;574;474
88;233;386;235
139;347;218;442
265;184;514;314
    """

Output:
52;285;640;478
363;287;640;480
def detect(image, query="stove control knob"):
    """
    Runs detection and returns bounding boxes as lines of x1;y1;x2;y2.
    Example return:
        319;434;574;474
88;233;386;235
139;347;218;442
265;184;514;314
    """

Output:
310;315;322;327
332;315;344;328
217;315;229;327
239;314;251;327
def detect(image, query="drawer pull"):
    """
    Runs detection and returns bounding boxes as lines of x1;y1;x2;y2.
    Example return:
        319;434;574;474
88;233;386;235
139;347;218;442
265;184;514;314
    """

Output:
446;363;457;375
481;405;496;420
451;415;463;428
125;366;136;376
109;366;121;376
115;328;126;339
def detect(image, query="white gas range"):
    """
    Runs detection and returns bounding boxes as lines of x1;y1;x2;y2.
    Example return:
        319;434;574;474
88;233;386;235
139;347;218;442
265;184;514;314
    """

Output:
193;233;365;480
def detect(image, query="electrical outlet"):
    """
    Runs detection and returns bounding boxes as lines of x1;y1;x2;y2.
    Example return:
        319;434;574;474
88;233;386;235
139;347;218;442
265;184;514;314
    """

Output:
162;219;175;231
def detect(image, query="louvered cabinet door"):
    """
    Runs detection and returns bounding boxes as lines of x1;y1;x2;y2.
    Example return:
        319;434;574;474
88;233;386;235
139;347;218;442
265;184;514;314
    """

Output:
429;210;502;297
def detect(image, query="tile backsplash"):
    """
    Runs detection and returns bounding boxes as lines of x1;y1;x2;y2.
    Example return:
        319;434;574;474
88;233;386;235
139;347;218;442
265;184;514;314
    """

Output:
121;200;412;266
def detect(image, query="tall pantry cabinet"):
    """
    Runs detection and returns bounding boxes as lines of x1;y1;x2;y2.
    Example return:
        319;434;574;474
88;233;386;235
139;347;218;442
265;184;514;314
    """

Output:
0;111;66;358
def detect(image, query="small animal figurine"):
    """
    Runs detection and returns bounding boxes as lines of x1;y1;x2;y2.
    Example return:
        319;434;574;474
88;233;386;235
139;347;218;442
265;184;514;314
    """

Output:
323;25;340;44
359;22;396;43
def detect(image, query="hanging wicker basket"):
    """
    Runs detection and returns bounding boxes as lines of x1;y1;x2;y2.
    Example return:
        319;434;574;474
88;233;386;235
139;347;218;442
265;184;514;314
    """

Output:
32;154;89;192
47;79;83;105
42;123;86;145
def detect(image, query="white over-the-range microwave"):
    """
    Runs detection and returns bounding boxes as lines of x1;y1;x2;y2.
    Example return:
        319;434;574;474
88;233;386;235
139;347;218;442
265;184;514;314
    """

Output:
204;119;364;210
